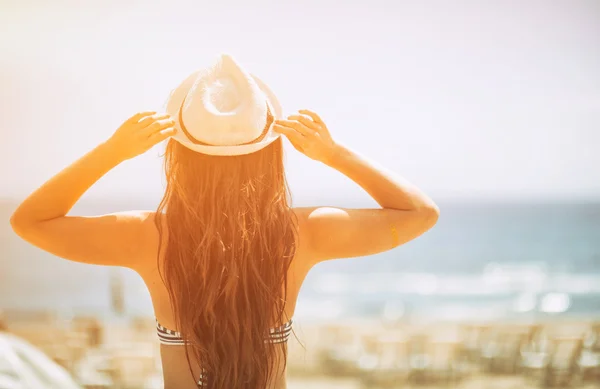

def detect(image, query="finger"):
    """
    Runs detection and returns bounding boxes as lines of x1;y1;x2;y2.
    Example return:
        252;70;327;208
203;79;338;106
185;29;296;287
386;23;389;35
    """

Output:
141;118;176;135
275;119;314;136
292;143;305;154
137;113;171;128
147;127;177;145
298;109;324;125
136;113;172;128
127;111;157;124
272;123;305;144
287;115;321;131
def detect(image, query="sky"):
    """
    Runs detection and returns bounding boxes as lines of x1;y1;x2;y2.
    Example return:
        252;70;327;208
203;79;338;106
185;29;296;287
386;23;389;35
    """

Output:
1;0;599;206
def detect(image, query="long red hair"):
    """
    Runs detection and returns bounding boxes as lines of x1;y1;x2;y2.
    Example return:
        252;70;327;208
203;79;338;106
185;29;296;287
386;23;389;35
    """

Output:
154;131;298;388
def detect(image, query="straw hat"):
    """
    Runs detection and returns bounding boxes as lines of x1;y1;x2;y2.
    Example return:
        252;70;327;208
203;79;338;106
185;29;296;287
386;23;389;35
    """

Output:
165;54;282;156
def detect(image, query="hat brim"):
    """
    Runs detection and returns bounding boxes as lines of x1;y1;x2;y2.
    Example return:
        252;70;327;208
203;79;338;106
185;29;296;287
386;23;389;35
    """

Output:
166;73;282;156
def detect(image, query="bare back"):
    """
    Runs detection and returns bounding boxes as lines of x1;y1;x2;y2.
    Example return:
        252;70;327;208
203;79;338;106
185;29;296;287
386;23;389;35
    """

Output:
134;209;314;389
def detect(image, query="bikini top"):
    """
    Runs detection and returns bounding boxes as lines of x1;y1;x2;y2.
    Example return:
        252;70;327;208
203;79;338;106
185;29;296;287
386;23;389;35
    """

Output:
156;318;293;346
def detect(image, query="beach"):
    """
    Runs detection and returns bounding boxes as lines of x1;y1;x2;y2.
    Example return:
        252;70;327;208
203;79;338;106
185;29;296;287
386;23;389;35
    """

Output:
3;311;599;388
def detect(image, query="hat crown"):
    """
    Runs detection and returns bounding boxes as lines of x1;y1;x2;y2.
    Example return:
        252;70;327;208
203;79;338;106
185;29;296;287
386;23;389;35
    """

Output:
166;54;282;156
176;54;268;146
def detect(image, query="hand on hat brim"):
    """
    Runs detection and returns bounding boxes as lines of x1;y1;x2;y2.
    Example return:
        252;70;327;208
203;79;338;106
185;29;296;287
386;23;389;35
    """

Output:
272;109;337;163
106;112;177;161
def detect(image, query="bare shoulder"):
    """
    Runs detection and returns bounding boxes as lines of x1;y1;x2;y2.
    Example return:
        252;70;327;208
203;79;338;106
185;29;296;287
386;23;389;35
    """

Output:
89;209;164;271
104;210;163;268
291;206;438;267
10;209;163;270
112;210;160;237
134;210;167;265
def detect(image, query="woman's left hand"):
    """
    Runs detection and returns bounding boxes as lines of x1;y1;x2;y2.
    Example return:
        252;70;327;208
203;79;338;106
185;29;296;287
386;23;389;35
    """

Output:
106;111;177;161
272;109;338;164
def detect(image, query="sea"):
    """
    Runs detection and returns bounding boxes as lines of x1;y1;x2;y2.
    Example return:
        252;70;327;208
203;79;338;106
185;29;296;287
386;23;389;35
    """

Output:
2;200;599;323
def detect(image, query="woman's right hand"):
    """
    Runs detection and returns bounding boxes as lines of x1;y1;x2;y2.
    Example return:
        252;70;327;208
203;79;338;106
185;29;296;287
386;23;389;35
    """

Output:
272;109;339;164
106;111;177;161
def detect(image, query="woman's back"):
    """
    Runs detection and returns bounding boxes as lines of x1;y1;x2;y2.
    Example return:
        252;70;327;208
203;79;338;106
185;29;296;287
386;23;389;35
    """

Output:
138;210;310;388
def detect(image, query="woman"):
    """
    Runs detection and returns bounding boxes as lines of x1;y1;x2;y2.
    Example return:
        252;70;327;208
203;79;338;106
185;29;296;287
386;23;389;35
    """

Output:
10;54;439;389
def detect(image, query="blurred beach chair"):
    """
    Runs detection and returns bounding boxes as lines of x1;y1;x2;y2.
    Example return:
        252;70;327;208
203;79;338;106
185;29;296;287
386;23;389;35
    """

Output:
480;332;526;374
404;333;430;384
316;324;366;376
578;348;600;384
406;332;468;386
75;342;157;389
112;354;156;389
579;323;600;383
77;370;113;389
583;323;600;352
459;324;492;364
106;344;157;389
356;332;410;388
72;316;104;349
333;326;461;387
427;338;469;384
8;318;78;370
479;325;532;374
73;347;114;389
521;335;584;387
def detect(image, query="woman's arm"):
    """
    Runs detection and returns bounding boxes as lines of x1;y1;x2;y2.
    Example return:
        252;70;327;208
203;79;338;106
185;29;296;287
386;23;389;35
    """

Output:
12;141;123;226
10;111;176;268
323;142;438;212
296;142;439;262
274;109;439;264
